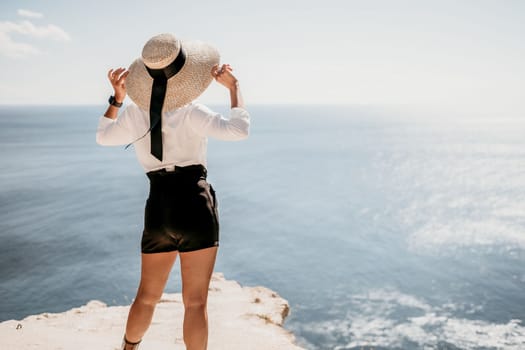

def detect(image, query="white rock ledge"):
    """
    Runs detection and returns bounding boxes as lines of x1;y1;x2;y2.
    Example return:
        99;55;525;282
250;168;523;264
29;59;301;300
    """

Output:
0;273;305;350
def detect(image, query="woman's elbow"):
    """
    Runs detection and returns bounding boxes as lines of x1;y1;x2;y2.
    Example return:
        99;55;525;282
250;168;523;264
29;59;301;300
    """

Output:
228;119;250;140
241;128;250;140
232;125;250;140
96;132;111;146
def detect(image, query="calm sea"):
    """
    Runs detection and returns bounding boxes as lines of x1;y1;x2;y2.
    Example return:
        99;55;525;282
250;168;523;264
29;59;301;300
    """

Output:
0;105;524;349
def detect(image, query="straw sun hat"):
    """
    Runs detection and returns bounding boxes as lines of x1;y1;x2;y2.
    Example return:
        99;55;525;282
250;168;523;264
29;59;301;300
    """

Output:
126;33;220;112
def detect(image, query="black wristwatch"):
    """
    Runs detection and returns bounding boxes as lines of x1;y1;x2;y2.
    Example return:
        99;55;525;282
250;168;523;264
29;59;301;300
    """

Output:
108;95;123;108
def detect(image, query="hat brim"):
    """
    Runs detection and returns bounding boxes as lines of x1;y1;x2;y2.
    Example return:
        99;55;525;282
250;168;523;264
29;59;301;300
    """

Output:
126;40;220;112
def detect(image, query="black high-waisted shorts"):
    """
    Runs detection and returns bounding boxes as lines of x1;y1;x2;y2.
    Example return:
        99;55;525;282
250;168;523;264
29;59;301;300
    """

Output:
141;164;219;254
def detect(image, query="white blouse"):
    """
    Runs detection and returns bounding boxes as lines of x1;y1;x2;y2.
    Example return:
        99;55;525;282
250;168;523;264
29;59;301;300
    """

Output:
96;102;250;172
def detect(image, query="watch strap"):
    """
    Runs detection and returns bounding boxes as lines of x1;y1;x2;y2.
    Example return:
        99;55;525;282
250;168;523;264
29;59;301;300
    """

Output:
108;95;123;108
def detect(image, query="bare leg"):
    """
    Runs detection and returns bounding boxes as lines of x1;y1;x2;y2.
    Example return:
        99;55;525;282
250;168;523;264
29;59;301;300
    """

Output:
124;251;178;344
180;246;218;350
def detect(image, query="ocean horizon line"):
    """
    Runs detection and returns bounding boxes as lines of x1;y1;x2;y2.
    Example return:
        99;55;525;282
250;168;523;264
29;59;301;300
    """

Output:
0;103;523;121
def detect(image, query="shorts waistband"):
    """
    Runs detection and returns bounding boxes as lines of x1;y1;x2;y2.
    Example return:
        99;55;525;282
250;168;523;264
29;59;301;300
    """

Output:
146;164;207;179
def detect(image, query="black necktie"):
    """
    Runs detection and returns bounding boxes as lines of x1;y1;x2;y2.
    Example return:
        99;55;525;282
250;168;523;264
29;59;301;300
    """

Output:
149;76;166;161
144;46;187;161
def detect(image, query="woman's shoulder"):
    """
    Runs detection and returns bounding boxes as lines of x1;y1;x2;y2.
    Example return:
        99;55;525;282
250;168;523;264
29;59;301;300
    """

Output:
186;102;218;119
188;101;215;114
122;102;145;116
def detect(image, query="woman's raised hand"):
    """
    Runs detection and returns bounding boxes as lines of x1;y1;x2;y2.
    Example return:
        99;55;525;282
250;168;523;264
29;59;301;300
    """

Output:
107;67;129;102
212;64;244;108
212;64;238;91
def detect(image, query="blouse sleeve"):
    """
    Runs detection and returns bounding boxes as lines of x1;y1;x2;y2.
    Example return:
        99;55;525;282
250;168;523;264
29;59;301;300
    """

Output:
187;103;250;141
95;105;136;146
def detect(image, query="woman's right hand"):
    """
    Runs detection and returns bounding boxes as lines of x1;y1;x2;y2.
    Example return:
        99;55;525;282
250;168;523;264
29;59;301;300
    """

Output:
212;64;244;108
212;64;238;91
107;67;129;103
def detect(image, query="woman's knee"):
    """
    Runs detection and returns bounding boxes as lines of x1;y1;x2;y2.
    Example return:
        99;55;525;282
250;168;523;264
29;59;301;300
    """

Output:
183;295;207;310
135;289;163;307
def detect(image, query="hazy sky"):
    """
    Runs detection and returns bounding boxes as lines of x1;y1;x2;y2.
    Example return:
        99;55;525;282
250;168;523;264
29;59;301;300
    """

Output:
0;0;523;110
